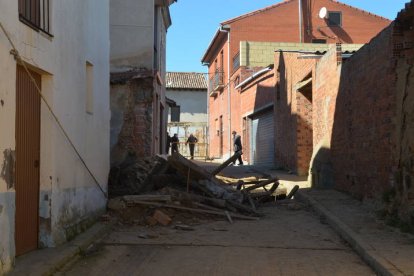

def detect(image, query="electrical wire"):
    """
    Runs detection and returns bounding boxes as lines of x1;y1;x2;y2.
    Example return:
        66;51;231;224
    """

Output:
0;22;108;198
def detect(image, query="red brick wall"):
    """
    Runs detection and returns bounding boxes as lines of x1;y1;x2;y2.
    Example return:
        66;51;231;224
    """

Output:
329;27;396;198
228;0;390;73
206;0;391;161
274;52;317;174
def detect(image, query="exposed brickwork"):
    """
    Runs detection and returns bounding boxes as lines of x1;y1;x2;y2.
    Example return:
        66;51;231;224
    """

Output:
110;76;155;165
274;52;317;174
205;0;390;161
330;27;396;198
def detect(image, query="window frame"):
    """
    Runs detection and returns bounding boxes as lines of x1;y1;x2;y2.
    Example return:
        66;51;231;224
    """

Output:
18;0;53;36
327;11;342;27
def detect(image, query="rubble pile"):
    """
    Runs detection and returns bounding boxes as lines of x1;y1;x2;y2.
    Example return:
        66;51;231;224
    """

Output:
107;152;299;226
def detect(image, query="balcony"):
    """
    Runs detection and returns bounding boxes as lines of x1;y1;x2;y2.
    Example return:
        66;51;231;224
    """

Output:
209;70;225;97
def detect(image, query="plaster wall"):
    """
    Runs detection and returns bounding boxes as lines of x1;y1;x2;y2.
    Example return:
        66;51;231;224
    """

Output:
167;90;207;123
0;1;110;273
110;0;154;70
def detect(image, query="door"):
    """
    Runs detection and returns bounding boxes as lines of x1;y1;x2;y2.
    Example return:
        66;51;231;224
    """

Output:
250;111;275;167
15;65;41;255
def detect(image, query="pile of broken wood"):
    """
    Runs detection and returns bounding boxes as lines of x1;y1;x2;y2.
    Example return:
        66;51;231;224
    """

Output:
107;152;299;225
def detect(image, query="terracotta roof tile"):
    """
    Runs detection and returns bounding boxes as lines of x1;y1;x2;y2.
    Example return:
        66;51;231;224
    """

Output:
166;72;207;90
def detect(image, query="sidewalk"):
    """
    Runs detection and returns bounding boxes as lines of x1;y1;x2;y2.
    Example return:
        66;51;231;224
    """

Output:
296;189;414;276
8;222;112;276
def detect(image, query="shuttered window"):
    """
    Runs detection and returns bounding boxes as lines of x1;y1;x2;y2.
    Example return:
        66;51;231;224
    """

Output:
18;0;51;35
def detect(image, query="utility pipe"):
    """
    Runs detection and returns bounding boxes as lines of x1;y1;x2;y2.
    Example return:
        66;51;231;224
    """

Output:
299;0;303;43
219;25;231;158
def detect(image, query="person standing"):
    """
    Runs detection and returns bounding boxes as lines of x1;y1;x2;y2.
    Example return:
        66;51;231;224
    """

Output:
186;133;198;160
166;132;171;154
171;133;179;153
232;130;243;165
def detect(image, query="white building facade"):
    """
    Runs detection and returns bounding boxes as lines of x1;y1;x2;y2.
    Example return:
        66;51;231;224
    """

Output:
0;1;110;273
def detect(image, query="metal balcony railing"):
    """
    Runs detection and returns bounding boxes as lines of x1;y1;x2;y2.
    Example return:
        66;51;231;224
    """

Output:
209;70;225;96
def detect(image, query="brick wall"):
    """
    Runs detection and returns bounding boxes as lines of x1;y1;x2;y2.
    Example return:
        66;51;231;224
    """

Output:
330;27;396;198
275;52;317;174
312;1;414;228
205;0;390;160
110;76;155;165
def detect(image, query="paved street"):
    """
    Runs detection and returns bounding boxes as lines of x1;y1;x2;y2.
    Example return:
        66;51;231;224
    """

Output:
56;200;373;275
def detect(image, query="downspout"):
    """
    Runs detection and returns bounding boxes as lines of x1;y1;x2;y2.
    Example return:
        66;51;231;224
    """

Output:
220;25;231;157
299;0;303;43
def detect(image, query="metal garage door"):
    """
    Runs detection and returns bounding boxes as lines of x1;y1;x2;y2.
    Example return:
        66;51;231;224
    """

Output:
250;111;274;167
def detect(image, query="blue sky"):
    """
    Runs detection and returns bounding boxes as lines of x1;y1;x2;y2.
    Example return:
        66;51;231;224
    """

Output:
166;0;407;73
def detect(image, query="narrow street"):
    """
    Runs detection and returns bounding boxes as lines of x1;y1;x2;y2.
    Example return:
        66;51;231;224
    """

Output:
55;163;373;276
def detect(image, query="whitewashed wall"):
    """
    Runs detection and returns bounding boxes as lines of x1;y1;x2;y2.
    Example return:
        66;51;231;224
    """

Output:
0;1;110;273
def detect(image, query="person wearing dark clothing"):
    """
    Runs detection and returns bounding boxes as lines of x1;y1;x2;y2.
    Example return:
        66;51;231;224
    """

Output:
232;130;243;165
171;134;179;153
186;134;198;160
166;133;171;154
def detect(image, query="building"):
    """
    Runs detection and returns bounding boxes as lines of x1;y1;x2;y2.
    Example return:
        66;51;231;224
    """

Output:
109;0;176;166
201;0;391;165
0;0;110;273
166;72;208;158
273;0;414;228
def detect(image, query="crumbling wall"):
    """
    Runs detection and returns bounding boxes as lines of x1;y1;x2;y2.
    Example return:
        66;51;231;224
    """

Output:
110;75;154;166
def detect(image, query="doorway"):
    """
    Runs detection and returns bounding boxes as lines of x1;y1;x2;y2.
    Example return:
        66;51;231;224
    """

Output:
15;65;41;255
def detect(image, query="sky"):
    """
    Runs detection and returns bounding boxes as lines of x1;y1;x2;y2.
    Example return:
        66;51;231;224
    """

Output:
166;0;408;73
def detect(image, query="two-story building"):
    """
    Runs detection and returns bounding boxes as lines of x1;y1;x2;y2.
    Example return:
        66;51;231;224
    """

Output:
0;0;110;273
166;72;208;158
202;0;390;165
110;0;176;167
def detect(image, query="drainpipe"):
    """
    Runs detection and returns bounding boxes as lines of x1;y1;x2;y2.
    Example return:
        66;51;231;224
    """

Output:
220;25;231;157
299;0;303;42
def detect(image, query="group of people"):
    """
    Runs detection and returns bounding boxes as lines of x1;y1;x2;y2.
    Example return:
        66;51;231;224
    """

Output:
166;133;198;159
166;130;244;165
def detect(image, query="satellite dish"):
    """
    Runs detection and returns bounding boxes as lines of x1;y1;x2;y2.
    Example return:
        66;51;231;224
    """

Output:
319;7;328;19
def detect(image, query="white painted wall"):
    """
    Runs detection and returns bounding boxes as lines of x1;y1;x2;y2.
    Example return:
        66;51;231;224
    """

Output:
167;90;208;123
0;1;110;273
109;0;171;155
110;0;154;71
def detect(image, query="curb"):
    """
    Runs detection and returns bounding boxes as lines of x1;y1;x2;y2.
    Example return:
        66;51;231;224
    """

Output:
46;222;114;275
295;191;404;276
8;222;113;276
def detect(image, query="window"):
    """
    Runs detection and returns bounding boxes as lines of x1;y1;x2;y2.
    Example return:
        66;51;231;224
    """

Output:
18;0;51;34
85;62;94;114
312;39;327;44
328;12;342;27
170;106;180;122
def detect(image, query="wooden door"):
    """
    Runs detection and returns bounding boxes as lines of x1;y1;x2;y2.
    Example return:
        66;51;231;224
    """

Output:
15;65;41;255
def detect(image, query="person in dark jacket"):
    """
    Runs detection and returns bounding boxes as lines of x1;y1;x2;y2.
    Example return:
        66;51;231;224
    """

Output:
232;130;243;165
186;133;198;160
171;133;179;153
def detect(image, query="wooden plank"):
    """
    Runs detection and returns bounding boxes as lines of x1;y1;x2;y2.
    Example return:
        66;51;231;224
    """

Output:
243;177;279;192
210;151;242;176
130;200;260;220
287;185;300;199
123;195;172;202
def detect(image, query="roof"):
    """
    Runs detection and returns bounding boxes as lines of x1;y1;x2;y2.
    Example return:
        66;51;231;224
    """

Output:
110;70;154;85
221;0;294;25
202;0;391;64
222;0;390;25
166;72;207;90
